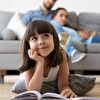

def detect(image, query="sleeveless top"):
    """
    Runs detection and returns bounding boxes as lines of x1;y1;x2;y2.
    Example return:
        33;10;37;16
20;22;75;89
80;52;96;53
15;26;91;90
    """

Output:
43;65;59;82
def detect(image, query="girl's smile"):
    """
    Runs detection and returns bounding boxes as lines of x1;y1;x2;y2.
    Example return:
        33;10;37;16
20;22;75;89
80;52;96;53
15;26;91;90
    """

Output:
38;46;48;50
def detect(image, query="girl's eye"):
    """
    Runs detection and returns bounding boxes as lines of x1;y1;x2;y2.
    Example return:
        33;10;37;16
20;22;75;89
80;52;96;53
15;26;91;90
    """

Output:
60;14;67;18
60;14;63;17
30;36;38;41
43;33;50;39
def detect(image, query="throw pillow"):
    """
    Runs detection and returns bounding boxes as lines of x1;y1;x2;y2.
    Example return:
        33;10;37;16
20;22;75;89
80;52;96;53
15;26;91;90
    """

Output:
69;74;96;96
11;73;26;94
67;12;78;29
11;74;96;96
1;28;17;40
7;13;26;40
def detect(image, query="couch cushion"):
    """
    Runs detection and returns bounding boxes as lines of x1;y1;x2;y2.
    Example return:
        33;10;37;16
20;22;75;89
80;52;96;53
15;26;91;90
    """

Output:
78;12;100;32
7;13;26;40
87;43;100;53
1;29;17;40
0;11;14;35
0;40;21;53
67;12;78;29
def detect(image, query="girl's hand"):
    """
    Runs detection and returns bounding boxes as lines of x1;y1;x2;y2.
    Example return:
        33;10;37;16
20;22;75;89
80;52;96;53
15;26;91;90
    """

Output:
28;49;44;63
61;88;77;98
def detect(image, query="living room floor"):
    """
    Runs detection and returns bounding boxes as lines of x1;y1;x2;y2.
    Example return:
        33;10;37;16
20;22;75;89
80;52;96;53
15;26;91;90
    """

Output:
0;75;100;100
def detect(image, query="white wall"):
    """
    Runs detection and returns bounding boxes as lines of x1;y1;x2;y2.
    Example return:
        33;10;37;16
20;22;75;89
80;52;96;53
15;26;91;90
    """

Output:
0;0;100;14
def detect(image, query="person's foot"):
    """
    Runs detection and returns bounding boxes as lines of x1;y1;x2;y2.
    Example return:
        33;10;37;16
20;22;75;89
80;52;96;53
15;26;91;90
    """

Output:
71;50;86;63
59;32;69;50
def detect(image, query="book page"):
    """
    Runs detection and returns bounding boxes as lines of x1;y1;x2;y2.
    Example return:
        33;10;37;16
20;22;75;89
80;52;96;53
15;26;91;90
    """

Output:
74;97;100;100
41;93;68;100
11;90;42;100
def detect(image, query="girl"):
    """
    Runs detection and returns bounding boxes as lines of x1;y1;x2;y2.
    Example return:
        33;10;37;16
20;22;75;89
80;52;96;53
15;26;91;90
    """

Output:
19;20;76;98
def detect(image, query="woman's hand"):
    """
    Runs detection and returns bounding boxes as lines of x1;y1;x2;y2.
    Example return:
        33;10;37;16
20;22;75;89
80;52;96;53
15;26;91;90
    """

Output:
28;49;44;63
61;87;77;98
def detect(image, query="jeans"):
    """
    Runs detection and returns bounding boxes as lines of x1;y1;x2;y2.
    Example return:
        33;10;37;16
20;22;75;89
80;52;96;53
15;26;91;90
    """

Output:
92;35;100;43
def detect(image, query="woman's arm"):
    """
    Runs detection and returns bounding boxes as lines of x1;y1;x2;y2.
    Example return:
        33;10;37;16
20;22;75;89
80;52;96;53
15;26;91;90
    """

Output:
58;49;76;98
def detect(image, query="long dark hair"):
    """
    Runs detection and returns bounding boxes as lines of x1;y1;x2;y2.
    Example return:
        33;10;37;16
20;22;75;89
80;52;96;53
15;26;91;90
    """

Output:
19;20;63;72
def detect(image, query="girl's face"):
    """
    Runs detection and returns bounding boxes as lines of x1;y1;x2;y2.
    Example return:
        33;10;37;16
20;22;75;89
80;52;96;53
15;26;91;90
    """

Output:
54;9;68;26
29;32;54;57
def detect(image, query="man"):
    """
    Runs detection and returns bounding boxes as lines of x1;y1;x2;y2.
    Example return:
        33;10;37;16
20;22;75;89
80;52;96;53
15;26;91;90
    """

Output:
22;0;58;26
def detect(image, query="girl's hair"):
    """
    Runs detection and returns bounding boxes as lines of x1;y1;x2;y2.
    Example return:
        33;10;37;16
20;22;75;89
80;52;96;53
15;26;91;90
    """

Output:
19;20;63;72
52;7;68;18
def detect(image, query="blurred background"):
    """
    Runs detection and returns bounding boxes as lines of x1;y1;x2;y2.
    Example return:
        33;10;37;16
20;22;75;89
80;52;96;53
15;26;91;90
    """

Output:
0;0;100;14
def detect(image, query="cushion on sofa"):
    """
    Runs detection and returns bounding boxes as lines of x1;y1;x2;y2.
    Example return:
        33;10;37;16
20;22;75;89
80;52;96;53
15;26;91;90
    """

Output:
0;11;14;39
0;40;20;53
87;43;100;53
1;29;17;40
78;12;100;32
72;41;100;53
7;13;26;40
67;12;78;29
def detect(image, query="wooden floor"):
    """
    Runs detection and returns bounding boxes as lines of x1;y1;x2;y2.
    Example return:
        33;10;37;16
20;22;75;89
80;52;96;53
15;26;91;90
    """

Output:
0;83;16;100
0;82;100;100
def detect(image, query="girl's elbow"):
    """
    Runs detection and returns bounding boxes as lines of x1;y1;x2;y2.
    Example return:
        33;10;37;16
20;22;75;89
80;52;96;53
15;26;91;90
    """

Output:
26;85;32;91
26;83;33;91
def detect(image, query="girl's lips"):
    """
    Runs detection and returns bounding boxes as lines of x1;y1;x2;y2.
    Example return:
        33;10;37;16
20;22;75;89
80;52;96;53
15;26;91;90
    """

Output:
38;46;48;50
38;46;48;53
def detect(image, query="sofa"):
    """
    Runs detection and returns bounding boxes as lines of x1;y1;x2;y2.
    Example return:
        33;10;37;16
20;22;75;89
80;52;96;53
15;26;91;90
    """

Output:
0;11;23;83
69;12;100;71
0;11;100;83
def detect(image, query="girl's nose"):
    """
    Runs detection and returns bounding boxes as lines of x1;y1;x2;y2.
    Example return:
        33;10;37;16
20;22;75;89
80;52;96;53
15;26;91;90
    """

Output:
38;38;45;45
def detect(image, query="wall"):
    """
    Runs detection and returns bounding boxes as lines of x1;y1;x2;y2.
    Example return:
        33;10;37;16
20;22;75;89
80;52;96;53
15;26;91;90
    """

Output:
0;0;100;14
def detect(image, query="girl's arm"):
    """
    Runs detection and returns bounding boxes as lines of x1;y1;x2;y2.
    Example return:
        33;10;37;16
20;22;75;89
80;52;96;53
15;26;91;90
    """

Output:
58;49;76;98
23;49;45;91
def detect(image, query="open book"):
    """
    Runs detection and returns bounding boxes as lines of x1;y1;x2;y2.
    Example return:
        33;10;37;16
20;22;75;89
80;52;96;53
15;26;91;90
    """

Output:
11;90;67;100
11;90;100;100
